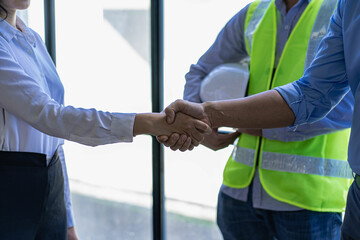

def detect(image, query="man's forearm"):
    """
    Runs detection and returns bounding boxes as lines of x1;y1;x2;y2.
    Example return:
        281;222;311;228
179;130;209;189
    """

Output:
203;90;295;129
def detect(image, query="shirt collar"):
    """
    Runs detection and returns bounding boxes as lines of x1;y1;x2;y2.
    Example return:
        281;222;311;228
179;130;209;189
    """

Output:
275;0;311;13
0;16;35;45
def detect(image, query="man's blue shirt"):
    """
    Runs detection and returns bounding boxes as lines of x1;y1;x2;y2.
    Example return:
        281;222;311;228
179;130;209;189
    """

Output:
276;0;359;174
184;0;353;211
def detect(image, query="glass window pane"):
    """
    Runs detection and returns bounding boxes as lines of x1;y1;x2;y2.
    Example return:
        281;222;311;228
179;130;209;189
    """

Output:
164;1;252;239
55;1;151;239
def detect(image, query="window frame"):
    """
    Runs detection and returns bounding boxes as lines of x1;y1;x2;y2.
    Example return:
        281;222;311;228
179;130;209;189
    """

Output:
44;0;165;239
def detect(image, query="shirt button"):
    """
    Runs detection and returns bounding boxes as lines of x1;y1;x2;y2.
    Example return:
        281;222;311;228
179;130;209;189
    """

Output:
284;25;290;30
27;49;31;54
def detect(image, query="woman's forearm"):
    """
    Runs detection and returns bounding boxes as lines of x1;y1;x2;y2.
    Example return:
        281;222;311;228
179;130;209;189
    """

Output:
133;113;166;136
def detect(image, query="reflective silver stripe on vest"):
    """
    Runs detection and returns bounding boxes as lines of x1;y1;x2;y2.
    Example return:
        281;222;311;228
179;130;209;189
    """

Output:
304;0;338;69
261;151;353;179
245;0;272;53
231;145;256;167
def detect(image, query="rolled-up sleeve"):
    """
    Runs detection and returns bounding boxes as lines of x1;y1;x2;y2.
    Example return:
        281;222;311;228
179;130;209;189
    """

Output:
275;0;350;126
263;91;353;142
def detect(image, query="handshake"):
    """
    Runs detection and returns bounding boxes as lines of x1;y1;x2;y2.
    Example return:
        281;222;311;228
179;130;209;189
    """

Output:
157;100;212;151
134;90;289;151
134;99;215;151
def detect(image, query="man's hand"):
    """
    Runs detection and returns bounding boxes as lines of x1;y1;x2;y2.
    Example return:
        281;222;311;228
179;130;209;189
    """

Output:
133;111;211;144
165;99;210;126
165;112;211;145
157;99;208;151
137;111;211;152
201;128;240;151
68;227;79;240
155;110;213;151
158;99;212;151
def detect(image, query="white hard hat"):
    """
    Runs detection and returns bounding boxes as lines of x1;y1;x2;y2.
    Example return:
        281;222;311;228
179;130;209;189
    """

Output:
200;61;249;102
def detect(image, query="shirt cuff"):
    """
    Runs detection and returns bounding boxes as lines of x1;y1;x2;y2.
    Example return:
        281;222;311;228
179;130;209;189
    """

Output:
111;113;136;142
262;126;306;142
67;205;75;228
262;128;288;141
274;82;307;126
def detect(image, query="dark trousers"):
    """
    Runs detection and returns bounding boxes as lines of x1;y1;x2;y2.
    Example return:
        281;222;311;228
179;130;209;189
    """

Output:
217;190;342;240
0;151;67;240
341;177;360;240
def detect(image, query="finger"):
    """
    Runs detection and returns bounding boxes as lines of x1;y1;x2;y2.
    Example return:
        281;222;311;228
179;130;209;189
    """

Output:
217;131;240;146
228;131;241;143
164;107;176;124
182;101;207;120
194;120;212;135
166;100;206;123
180;137;192;152
191;138;200;147
230;131;241;138
185;136;200;147
165;99;185;124
170;134;187;151
188;144;195;151
190;128;204;144
218;131;240;140
156;135;168;144
165;133;180;147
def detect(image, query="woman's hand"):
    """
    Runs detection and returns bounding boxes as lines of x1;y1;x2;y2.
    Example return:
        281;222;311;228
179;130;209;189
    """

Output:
163;112;211;145
133;112;211;150
158;128;240;151
157;133;195;152
68;227;79;240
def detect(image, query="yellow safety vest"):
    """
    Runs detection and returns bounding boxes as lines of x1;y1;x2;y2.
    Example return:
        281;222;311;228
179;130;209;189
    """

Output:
223;0;352;212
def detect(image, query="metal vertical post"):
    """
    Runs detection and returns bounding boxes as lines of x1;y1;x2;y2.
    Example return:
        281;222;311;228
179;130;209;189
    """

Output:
44;0;56;65
151;0;164;239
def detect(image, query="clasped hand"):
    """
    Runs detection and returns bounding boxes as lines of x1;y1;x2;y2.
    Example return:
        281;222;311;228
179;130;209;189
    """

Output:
158;110;210;151
157;99;262;152
157;99;211;151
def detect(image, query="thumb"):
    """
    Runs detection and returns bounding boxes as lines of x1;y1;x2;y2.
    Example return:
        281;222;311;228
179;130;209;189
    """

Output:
194;120;212;135
164;107;176;124
165;99;206;123
164;99;186;124
156;135;169;143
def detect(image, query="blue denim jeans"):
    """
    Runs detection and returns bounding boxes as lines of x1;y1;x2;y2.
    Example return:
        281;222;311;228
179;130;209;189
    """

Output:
217;190;342;240
341;180;360;240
